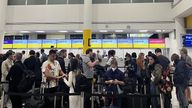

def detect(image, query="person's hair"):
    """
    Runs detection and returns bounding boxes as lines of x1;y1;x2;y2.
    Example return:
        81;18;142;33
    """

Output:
22;50;25;54
86;48;93;54
180;47;188;55
41;49;45;53
51;46;54;48
171;53;180;62
155;48;162;53
125;53;131;58
108;50;116;57
148;51;152;55
36;52;40;58
148;53;158;64
132;52;137;58
5;50;14;58
15;53;22;61
68;52;75;58
59;49;67;56
138;53;144;60
29;50;35;55
70;58;79;72
111;59;118;66
49;49;57;55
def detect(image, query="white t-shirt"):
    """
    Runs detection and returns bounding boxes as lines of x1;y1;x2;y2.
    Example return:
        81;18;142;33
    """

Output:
42;60;61;88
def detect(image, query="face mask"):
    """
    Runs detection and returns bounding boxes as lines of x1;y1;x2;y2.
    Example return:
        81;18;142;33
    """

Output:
112;68;116;71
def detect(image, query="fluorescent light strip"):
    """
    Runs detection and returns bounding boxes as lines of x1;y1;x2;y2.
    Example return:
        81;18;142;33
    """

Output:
59;31;68;33
99;30;108;33
20;31;30;33
75;30;83;33
156;30;162;32
139;30;148;33
115;30;124;33
35;31;45;33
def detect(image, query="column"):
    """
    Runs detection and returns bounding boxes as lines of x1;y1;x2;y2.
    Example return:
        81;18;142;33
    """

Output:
174;18;186;53
83;0;92;54
0;0;7;53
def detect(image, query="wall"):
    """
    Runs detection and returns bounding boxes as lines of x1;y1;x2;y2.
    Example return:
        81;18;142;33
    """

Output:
5;3;175;32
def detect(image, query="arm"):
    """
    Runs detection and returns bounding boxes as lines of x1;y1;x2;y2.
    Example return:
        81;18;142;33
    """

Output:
87;60;98;68
1;62;8;81
152;64;162;84
64;72;73;87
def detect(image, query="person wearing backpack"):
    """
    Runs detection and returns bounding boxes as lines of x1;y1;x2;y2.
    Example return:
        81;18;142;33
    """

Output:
6;53;25;108
171;53;189;108
63;58;82;108
24;50;42;88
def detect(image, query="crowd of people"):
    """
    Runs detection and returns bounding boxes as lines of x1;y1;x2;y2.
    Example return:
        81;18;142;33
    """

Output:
0;47;191;108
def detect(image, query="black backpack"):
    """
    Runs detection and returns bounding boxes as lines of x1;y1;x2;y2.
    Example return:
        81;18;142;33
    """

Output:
72;74;89;93
17;69;36;93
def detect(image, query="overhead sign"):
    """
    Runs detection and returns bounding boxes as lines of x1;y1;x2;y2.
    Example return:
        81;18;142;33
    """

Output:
57;40;71;48
13;40;27;48
3;40;13;49
42;40;56;48
91;39;102;48
133;38;149;48
102;39;117;48
72;39;83;48
118;39;133;48
184;35;192;47
149;39;165;48
28;40;42;48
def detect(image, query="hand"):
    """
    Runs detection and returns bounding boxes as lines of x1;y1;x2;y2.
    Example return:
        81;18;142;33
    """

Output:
114;79;120;85
108;80;114;84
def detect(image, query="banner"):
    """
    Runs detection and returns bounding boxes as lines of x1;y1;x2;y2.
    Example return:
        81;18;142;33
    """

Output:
91;39;102;48
3;40;13;49
102;39;117;48
118;39;133;48
57;40;71;48
133;38;149;48
42;40;56;48
28;40;42;48
13;40;27;48
149;39;165;48
72;39;83;48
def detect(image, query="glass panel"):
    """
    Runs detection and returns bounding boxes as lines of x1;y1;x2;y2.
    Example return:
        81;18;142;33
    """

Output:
48;0;67;4
155;0;173;2
93;0;109;4
68;0;84;4
111;0;130;3
27;0;46;5
8;0;26;5
132;0;153;3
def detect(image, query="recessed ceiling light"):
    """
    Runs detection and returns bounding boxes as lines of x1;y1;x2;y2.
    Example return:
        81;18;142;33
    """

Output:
59;31;68;33
115;30;124;33
75;30;83;33
99;30;108;33
156;30;162;32
139;30;148;33
20;31;30;33
162;30;166;32
35;31;45;33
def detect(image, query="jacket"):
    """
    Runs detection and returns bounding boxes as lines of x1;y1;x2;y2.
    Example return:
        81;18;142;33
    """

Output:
149;64;162;85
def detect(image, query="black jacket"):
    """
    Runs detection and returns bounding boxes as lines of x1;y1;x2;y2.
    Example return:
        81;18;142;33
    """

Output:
125;60;137;77
57;57;66;73
24;56;42;87
7;61;25;92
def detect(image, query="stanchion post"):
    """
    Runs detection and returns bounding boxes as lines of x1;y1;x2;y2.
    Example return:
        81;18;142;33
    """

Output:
80;92;84;108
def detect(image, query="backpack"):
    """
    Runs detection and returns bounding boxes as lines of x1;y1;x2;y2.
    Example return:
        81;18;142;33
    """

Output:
72;73;89;93
17;69;36;93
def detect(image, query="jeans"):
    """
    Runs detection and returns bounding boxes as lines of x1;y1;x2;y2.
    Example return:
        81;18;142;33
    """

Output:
162;93;172;108
2;83;10;108
150;82;160;108
176;85;188;108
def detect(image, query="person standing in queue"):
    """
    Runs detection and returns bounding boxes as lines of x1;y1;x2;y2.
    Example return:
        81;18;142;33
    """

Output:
6;53;24;108
42;49;65;108
171;53;189;108
81;48;99;108
180;48;192;104
1;50;15;108
24;50;42;88
155;48;172;108
40;49;48;65
67;52;75;73
148;53;162;108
